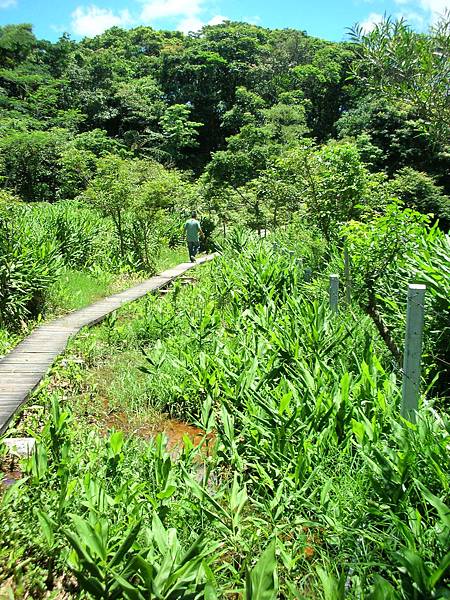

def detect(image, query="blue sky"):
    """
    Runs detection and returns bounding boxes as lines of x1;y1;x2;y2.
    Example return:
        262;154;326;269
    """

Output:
0;0;447;42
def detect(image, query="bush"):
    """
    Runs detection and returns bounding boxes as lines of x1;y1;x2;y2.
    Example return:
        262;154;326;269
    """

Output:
0;204;62;328
0;129;69;202
39;201;117;269
388;167;450;230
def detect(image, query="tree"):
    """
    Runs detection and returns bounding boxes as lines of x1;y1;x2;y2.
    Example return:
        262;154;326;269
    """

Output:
159;104;202;163
0;128;69;202
262;100;308;145
83;155;190;270
275;141;379;241
72;128;123;155
349;14;450;146
57;147;98;200
159;45;228;161
387;168;450;229
114;75;165;147
0;24;37;66
221;86;266;133
289;44;354;139
204;124;276;192
343;201;430;359
336;98;450;193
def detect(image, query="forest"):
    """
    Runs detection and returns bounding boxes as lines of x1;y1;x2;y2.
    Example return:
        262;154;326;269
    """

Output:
0;13;449;599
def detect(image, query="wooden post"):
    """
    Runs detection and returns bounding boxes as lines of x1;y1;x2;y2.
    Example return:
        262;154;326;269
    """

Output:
344;244;351;305
329;274;339;313
304;267;312;282
401;284;426;423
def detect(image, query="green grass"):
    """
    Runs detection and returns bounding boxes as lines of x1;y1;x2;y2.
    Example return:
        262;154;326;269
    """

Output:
48;269;116;313
49;246;190;314
0;328;20;357
0;245;190;355
0;238;449;599
157;245;191;270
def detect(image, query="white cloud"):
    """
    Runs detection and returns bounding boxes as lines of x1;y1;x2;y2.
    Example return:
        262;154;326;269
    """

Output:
71;5;133;37
359;12;384;32
419;0;449;21
141;0;228;34
140;0;203;22
207;14;228;25
419;0;449;12
50;24;68;34
395;9;425;26
394;0;449;24
177;16;204;32
70;0;233;38
176;14;228;33
0;0;16;8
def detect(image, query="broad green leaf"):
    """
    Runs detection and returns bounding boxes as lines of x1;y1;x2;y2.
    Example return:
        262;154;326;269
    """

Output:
245;539;277;600
415;481;450;530
317;567;345;600
70;514;107;561
109;520;141;568
36;510;56;547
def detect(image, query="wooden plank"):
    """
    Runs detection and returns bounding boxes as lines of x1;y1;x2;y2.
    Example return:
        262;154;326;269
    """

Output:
0;254;215;434
15;337;70;343
0;376;41;384
0;398;27;404
1;355;56;364
0;388;39;394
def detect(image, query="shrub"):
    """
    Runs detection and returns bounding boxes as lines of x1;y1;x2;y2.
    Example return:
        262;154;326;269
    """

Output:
0;129;69;202
0;203;62;328
388;167;450;230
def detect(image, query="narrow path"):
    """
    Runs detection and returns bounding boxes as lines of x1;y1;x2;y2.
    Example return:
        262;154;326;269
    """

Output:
0;255;214;434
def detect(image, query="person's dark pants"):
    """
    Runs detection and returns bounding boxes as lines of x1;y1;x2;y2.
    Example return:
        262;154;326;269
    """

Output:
187;241;200;261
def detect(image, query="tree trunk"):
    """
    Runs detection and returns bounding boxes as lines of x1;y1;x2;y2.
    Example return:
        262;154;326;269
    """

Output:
366;280;402;362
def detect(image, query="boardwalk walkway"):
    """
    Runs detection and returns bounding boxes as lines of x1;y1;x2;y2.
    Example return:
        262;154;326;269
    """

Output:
0;255;214;434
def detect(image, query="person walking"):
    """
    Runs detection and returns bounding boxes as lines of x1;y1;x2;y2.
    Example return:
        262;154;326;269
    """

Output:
184;211;203;262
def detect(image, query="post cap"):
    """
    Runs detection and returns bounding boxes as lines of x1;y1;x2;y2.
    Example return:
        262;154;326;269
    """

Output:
408;284;426;290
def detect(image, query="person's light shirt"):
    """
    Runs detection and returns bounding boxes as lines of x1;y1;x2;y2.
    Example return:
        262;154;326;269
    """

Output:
185;218;201;242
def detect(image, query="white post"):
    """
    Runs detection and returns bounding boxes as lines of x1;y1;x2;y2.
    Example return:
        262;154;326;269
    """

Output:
329;274;339;313
344;244;351;305
401;284;426;423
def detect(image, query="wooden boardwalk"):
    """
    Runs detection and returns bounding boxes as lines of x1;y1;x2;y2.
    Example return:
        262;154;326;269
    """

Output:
0;255;214;434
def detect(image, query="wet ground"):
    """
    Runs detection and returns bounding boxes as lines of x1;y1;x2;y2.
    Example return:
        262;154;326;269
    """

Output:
105;408;215;459
1;469;21;489
160;419;215;455
1;416;216;490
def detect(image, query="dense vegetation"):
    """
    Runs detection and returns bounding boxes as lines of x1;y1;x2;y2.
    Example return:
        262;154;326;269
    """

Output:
1;236;449;598
0;18;449;211
0;13;449;599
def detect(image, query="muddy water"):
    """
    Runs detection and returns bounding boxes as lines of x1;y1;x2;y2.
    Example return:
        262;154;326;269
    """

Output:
0;413;215;490
161;420;215;456
104;407;215;458
1;470;21;489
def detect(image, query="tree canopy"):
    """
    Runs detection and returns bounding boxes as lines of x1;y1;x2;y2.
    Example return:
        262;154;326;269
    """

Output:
0;16;448;225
